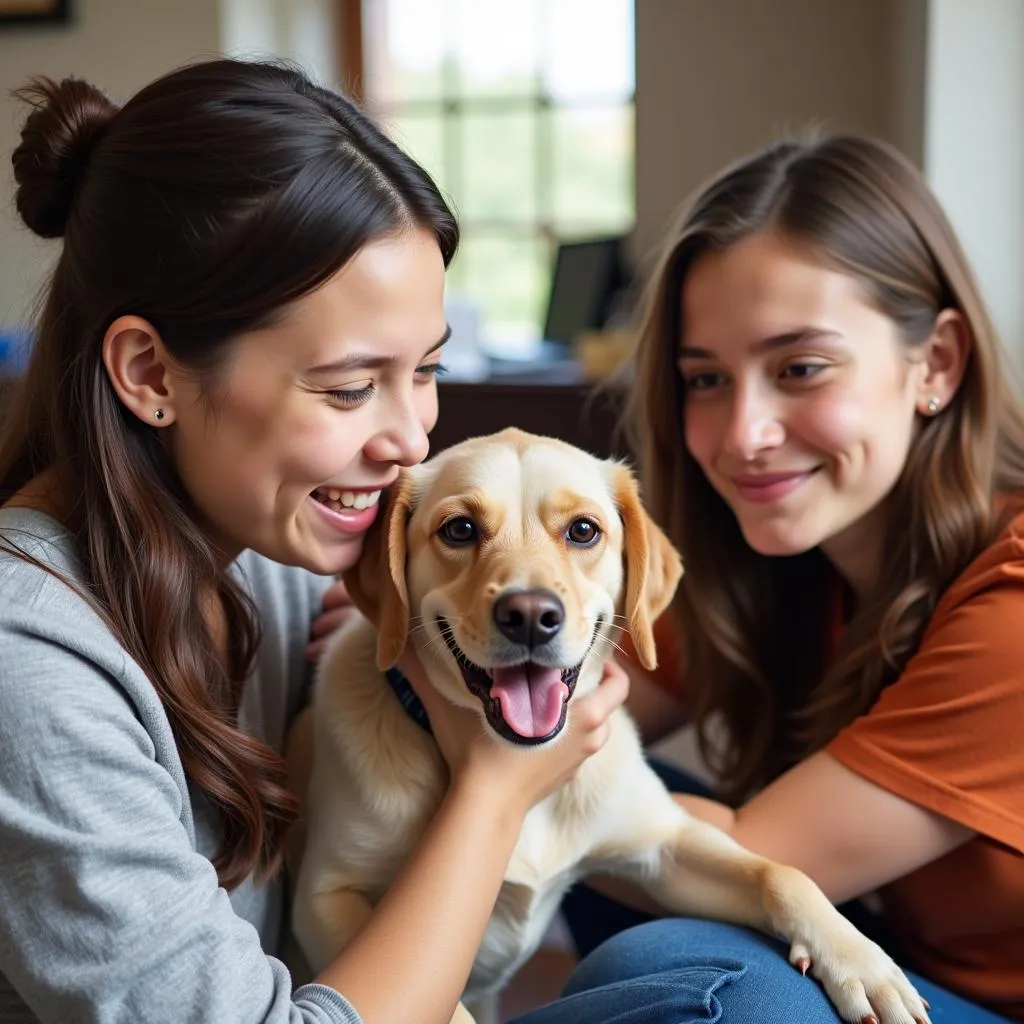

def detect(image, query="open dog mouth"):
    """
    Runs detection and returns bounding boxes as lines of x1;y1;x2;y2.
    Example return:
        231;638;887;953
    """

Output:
436;617;601;746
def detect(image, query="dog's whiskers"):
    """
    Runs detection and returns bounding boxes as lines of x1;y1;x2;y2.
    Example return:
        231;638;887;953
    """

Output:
594;632;629;659
419;632;450;657
425;642;453;671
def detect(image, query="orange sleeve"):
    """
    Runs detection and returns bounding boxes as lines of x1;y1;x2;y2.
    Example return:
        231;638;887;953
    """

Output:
619;613;683;696
828;562;1024;854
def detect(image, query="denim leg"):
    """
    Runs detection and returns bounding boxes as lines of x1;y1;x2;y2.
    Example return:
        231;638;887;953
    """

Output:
510;919;1012;1024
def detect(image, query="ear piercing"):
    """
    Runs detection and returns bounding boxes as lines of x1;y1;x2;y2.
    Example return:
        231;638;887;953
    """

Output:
925;396;941;415
154;408;165;421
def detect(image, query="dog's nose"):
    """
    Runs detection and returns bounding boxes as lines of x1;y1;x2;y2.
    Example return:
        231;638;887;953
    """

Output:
493;589;565;649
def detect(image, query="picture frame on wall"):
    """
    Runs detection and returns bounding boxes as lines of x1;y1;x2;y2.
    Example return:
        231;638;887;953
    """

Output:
0;0;69;26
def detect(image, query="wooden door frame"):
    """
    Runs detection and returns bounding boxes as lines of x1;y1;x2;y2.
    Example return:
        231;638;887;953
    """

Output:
337;0;364;102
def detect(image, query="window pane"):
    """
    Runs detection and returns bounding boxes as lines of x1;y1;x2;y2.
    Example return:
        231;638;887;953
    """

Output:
453;232;547;354
385;112;453;200
550;105;634;231
361;0;636;361
461;112;537;223
453;0;541;99
544;0;634;103
364;0;447;105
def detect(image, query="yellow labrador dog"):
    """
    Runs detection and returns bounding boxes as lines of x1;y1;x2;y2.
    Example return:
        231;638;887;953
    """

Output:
291;428;926;1024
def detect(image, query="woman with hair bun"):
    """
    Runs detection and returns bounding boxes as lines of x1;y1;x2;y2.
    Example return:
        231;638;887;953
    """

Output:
0;59;634;1024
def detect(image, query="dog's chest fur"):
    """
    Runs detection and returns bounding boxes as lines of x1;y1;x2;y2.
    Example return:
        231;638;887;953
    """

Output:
311;617;629;996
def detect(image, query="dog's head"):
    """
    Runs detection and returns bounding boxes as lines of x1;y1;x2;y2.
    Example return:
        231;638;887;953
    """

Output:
344;428;682;746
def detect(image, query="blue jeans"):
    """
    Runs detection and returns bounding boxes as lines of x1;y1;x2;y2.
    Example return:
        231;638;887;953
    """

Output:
510;918;1011;1023
511;760;1010;1024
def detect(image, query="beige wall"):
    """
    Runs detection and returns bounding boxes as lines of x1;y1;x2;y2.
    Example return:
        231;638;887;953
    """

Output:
0;0;339;334
632;0;1024;367
0;0;220;330
220;0;339;86
889;0;928;168
924;0;1024;364
633;0;898;265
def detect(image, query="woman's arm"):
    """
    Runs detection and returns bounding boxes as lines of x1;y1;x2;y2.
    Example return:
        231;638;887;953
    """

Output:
570;755;969;917
314;776;523;1020
676;752;973;904
0;621;353;1024
675;584;1024;904
610;658;970;906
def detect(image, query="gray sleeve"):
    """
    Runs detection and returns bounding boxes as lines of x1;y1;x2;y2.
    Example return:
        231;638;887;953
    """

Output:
0;613;361;1024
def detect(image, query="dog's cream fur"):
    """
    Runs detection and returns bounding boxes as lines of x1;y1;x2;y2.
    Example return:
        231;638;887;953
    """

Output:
290;429;926;1024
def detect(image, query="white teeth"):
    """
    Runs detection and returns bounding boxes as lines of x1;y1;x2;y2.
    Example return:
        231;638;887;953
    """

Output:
318;488;383;510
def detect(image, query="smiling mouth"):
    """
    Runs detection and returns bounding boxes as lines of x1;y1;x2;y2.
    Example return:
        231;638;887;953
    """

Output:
437;617;600;746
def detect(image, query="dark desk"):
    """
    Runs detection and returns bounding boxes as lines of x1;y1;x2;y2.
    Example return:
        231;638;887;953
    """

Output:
433;375;630;461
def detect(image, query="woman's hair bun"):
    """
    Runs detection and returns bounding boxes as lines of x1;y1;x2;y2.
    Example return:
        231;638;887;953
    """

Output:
11;75;119;239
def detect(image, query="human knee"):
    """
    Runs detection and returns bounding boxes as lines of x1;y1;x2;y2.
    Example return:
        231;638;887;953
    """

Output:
563;918;759;996
563;918;842;1023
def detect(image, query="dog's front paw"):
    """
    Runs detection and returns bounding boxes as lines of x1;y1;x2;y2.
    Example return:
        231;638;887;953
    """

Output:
788;923;930;1024
450;1003;478;1024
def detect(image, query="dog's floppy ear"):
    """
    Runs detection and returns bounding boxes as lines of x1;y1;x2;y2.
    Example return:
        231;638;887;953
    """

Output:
612;464;683;671
342;471;416;670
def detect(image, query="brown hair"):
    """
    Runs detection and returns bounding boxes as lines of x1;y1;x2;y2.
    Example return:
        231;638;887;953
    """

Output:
628;134;1024;800
3;59;458;887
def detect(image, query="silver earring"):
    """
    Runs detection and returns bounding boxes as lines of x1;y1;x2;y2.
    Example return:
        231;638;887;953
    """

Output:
926;396;941;415
154;408;165;421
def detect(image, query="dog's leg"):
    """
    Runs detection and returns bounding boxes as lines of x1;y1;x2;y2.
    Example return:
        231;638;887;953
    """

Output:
291;884;374;975
589;763;929;1024
450;1002;478;1024
638;815;930;1024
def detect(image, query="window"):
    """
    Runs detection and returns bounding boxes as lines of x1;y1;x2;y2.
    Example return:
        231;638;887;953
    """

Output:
359;0;635;358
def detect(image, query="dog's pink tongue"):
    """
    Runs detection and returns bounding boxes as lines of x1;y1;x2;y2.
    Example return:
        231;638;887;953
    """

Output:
490;665;568;739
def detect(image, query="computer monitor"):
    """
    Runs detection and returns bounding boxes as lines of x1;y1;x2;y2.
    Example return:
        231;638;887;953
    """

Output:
541;236;626;347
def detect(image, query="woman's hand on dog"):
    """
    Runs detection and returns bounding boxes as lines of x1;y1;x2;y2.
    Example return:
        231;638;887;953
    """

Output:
306;579;355;662
398;648;630;816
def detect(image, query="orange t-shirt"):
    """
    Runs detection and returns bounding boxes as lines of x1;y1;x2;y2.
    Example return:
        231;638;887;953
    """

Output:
625;513;1024;1019
827;510;1024;1019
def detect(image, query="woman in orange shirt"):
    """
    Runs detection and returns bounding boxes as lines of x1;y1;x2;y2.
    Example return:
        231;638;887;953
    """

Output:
560;135;1024;1023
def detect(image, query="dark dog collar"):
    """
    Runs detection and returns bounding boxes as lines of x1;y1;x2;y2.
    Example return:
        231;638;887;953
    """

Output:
385;666;433;734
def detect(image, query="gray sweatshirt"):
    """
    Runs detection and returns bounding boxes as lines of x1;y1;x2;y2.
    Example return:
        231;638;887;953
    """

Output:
0;507;362;1023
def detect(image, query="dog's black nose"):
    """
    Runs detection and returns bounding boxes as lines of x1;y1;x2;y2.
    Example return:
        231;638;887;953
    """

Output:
493;589;565;648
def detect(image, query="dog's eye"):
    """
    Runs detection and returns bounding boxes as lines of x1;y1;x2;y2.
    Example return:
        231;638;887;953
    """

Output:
439;515;477;546
566;518;601;547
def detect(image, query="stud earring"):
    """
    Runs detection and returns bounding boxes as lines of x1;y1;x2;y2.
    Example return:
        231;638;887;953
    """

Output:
925;396;941;415
154;408;165;421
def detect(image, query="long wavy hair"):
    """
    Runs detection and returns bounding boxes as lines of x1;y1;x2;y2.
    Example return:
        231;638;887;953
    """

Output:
627;135;1024;801
3;59;459;888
